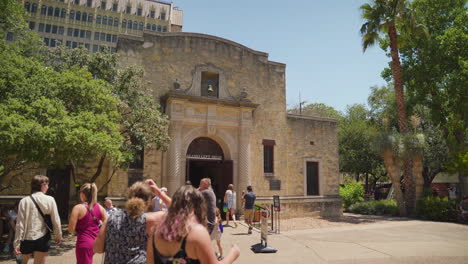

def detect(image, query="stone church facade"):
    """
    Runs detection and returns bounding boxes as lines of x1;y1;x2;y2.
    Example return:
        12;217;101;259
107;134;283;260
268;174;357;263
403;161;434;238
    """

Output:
111;32;342;218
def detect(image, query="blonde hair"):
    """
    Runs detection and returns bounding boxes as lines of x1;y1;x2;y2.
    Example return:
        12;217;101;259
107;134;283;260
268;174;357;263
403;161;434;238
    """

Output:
227;184;234;191
126;181;152;218
80;183;98;208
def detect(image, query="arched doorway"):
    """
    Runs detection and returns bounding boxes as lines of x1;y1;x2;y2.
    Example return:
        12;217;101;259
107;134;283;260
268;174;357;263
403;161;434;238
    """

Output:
186;137;233;212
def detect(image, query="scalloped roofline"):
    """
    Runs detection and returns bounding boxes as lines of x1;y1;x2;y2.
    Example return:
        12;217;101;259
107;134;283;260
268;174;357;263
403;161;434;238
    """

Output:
118;32;286;67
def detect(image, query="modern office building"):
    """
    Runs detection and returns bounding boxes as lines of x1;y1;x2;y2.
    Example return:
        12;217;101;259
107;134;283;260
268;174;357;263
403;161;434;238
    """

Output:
19;0;183;52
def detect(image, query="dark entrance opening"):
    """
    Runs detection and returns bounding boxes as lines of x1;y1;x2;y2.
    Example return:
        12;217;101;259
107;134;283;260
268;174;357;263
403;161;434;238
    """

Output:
46;166;71;220
186;137;233;216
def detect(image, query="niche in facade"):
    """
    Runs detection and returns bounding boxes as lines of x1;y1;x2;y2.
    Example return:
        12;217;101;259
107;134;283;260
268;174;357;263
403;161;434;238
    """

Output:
201;71;219;98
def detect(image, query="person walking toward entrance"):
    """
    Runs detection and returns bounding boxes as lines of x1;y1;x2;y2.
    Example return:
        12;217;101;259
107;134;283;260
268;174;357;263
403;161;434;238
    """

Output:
223;184;237;227
69;183;107;264
242;185;256;235
198;178;216;235
14;175;62;264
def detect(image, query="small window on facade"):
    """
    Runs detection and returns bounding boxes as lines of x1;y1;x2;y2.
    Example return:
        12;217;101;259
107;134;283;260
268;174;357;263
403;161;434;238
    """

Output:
128;20;133;29
306;162;319;195
162;26;167;32
52;25;58;34
66;41;71;47
61;8;67;18
45;24;51;33
28;22;35;30
157;25;161;32
100;32;105;41
85;43;90;50
24;2;30;12
106;33;111;42
73;28;79;37
93;44;99;53
126;6;131;14
114;18;119;27
122;19;127;28
133;21;138;29
201;71;219;98
76;11;81;21
112;35;117;42
94;32;99;40
137;8;142;16
88;14;93;23
86;30;91;39
82;12;87;21
96;15;101;24
31;3;37;13
38;23;44;32
129;148;144;169
80;29;85;38
54;7;60;17
74;0;80;5
139;22;143;31
102;16;107;25
112;3;118;11
262;140;275;174
152;24;156;31
41;5;47;15
58;26;64;35
67;27;73;36
48;6;53;16
101;1;106;9
109;17;113;26
150;10;155;18
146;23;150;30
160;12;166;20
70;10;75;20
87;0;92;7
44;38;50;46
50;39;56;47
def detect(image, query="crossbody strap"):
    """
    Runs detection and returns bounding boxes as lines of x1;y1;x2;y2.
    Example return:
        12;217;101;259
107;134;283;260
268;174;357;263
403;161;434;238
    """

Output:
84;203;100;227
30;195;52;232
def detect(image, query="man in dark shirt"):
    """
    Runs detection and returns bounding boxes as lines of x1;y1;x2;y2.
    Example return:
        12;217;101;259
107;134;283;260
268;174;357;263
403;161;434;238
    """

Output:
242;185;256;234
199;178;216;234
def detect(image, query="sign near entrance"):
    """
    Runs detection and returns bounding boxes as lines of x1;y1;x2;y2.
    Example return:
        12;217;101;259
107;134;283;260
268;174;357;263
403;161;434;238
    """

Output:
186;154;223;160
273;195;280;212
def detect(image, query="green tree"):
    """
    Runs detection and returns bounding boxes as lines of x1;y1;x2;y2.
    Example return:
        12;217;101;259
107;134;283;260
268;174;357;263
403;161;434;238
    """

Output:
0;44;122;190
288;102;341;119
360;0;426;215
339;104;384;193
397;0;467;197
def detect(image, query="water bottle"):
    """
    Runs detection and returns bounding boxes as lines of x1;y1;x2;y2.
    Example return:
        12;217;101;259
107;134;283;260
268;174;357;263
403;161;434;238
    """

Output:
15;255;23;264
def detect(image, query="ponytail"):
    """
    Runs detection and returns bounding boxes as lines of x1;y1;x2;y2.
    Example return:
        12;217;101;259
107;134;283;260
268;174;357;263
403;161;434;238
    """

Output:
80;183;98;208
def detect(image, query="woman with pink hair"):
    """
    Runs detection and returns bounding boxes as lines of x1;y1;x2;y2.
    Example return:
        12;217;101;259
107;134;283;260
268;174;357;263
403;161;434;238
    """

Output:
147;185;240;264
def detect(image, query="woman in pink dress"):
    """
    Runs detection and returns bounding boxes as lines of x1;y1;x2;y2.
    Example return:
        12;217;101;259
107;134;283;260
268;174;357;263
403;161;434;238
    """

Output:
69;183;107;264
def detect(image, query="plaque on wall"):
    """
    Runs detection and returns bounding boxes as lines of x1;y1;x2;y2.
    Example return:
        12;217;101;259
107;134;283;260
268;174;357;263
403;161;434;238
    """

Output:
269;179;281;190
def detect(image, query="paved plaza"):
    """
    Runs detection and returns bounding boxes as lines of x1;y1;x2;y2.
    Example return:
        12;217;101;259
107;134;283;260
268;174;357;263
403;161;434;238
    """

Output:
1;214;467;264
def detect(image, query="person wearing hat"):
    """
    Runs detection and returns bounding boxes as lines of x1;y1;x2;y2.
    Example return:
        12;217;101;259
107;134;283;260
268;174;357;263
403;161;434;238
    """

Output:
242;185;256;234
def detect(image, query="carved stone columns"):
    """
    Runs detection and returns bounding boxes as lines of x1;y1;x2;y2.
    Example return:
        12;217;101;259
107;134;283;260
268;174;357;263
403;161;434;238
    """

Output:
166;121;183;195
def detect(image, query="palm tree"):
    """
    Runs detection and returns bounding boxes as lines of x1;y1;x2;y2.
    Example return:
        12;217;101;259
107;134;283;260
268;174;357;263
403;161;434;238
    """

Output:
360;0;419;215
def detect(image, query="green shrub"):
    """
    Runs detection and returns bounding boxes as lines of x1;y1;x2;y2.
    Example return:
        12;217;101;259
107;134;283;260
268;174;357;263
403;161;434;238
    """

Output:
339;182;364;210
348;200;399;216
416;196;457;222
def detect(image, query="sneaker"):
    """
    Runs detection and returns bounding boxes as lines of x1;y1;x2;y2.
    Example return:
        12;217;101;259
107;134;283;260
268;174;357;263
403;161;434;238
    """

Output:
234;221;238;228
248;226;253;234
218;256;224;261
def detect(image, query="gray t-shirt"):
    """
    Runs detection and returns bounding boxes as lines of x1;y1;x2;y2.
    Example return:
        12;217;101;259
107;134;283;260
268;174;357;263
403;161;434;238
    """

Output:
243;192;256;210
201;188;216;225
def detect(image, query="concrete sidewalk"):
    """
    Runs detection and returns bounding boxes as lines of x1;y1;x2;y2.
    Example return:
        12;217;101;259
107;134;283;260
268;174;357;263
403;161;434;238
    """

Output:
1;217;467;263
226;219;468;264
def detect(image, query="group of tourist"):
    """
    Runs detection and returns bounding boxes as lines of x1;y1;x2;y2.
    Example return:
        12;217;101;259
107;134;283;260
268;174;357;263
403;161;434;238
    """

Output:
10;175;259;263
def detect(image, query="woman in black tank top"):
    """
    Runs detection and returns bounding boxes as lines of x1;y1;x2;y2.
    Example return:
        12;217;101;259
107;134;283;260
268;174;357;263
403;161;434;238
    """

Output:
147;185;240;264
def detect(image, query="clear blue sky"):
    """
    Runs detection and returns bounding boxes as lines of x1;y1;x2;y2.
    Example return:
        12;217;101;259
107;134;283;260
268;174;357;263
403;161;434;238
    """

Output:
172;0;389;113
